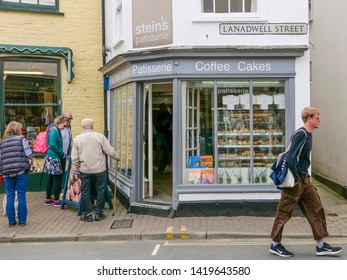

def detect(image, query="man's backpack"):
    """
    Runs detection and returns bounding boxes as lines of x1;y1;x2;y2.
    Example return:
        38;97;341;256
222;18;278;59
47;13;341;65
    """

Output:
32;126;57;154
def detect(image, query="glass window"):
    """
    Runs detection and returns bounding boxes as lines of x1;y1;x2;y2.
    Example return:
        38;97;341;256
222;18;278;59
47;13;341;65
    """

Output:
184;79;286;185
111;83;133;180
202;0;257;13
308;0;312;22
113;0;123;44
1;59;59;149
2;0;55;5
0;0;58;12
184;81;215;184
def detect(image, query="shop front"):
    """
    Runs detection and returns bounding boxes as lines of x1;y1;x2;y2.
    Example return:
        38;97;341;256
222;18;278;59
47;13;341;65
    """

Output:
102;48;306;217
0;45;74;192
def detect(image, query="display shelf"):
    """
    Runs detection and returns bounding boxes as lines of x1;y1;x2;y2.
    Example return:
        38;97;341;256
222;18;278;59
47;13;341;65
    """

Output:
216;108;285;184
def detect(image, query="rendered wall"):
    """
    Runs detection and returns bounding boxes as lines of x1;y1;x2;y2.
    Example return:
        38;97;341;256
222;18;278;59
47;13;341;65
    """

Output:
310;0;347;186
0;0;104;137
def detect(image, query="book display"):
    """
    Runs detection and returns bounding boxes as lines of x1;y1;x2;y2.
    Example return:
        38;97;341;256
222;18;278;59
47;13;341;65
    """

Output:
187;155;214;184
201;169;214;184
188;169;202;184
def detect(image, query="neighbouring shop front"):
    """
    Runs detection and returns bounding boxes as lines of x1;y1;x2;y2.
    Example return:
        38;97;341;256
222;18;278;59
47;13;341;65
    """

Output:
102;48;307;217
0;44;73;192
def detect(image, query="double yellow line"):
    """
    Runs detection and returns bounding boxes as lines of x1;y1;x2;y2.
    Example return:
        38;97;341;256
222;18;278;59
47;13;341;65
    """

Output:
165;226;189;239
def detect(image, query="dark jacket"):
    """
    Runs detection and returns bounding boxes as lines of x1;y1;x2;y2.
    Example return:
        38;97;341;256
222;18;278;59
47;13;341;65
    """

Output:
0;135;29;176
287;127;311;182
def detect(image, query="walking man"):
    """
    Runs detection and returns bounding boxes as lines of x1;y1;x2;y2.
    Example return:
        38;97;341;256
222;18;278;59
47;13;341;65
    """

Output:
269;107;342;257
71;118;119;222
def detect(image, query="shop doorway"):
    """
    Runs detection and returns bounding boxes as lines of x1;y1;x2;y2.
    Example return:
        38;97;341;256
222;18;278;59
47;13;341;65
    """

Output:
143;83;173;203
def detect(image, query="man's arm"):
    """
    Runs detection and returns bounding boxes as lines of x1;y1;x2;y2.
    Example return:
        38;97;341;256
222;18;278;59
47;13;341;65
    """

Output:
101;135;120;160
71;141;80;172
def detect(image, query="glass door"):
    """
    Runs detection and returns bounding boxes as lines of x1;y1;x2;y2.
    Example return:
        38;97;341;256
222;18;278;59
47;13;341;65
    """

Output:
143;83;153;198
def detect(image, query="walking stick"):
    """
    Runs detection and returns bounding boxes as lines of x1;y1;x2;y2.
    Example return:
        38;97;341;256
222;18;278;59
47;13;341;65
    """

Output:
112;160;119;216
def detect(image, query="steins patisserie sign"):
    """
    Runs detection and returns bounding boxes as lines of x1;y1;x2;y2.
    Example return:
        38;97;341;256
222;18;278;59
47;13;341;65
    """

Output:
132;0;172;48
219;23;308;35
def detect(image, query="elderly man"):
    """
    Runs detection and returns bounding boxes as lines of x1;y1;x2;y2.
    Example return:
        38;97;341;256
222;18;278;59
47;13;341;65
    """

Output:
71;118;119;222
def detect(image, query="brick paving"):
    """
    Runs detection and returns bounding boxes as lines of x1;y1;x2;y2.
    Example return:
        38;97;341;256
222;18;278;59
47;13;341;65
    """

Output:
0;179;347;243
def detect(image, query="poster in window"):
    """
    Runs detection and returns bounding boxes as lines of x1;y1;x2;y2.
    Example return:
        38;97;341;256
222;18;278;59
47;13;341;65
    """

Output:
201;169;214;184
188;169;201;184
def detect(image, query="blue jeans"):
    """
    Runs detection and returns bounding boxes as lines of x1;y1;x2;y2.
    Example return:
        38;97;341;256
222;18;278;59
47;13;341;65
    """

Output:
4;172;28;225
79;171;107;217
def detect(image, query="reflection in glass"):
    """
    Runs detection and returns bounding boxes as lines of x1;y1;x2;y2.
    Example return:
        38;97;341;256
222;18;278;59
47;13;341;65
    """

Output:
111;84;133;179
216;80;286;184
3;60;58;148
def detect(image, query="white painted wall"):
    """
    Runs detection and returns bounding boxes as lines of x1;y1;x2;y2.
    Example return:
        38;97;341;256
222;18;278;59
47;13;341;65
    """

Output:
104;0;310;145
104;0;309;56
310;0;347;185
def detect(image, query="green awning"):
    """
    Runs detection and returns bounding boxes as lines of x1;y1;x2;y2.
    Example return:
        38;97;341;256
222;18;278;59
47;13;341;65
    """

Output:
0;44;74;82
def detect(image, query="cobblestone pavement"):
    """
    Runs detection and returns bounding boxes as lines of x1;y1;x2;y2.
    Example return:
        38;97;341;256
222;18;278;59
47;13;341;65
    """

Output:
1;179;347;243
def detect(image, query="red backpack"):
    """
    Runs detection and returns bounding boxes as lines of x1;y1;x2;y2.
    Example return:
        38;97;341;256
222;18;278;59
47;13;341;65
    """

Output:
33;126;58;154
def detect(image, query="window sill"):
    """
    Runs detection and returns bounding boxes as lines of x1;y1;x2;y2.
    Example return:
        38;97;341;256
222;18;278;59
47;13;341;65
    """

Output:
112;39;124;49
192;15;267;23
0;6;63;16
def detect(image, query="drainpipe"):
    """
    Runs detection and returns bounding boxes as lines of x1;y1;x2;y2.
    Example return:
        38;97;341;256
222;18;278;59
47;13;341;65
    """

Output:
101;0;108;138
101;0;111;183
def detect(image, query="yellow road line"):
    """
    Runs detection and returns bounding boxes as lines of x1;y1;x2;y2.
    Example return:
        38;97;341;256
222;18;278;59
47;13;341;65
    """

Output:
163;238;347;247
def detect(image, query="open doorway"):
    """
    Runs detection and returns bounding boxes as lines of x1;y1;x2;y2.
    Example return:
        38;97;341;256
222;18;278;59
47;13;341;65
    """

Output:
143;82;173;204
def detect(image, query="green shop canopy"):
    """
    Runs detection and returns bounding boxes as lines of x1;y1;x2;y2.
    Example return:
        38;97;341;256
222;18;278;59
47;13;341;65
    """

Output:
0;44;74;82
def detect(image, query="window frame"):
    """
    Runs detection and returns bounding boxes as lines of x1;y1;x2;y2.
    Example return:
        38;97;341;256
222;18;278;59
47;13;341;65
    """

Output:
0;58;61;150
183;78;287;185
201;0;257;14
0;0;61;14
112;0;124;48
110;83;133;180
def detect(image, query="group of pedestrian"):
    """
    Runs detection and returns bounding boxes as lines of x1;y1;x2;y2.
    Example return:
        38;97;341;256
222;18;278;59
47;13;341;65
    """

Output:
1;111;119;226
0;106;343;257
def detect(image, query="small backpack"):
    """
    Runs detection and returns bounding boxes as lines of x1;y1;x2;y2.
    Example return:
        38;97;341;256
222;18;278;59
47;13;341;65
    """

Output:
32;126;57;154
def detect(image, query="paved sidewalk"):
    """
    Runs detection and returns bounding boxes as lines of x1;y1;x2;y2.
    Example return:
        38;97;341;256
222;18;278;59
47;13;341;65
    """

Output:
1;179;347;243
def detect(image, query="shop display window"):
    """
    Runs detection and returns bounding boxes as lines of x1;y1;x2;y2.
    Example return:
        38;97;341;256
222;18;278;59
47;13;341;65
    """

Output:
111;83;133;180
2;60;59;149
183;81;215;184
183;79;286;185
0;0;59;13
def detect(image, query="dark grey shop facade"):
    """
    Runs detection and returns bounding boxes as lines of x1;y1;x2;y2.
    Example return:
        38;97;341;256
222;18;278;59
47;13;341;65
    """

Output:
100;47;307;217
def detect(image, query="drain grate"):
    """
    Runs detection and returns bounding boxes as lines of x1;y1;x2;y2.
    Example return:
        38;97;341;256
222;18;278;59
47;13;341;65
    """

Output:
110;219;134;229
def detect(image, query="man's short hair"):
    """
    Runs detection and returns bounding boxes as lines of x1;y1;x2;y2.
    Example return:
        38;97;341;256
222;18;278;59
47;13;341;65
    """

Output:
81;118;94;128
301;107;320;122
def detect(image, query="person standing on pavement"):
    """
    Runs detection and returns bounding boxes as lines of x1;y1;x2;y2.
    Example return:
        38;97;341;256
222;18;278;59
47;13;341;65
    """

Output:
153;103;172;172
269;107;342;257
61;111;73;157
43;116;67;207
71;118;119;222
0;121;33;226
